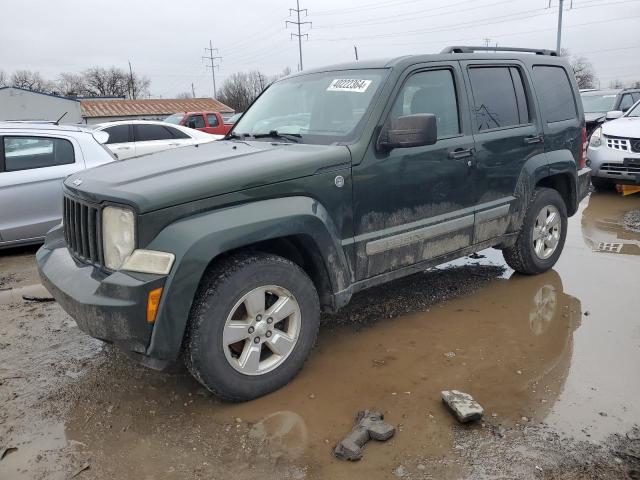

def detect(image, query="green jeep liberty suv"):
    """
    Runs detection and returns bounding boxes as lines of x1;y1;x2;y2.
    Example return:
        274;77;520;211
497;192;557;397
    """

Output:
37;46;591;401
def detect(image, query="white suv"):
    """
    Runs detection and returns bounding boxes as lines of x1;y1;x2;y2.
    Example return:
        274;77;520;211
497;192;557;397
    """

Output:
587;99;640;190
0;122;116;248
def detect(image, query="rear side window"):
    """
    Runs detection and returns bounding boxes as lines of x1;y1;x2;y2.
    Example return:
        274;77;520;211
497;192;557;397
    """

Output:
468;66;528;132
532;66;577;123
103;125;130;144
134;124;175;142
166;126;190;139
206;114;219;127
3;136;75;172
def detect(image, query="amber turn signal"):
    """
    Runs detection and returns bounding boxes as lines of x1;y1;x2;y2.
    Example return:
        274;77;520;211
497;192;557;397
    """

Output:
147;287;163;323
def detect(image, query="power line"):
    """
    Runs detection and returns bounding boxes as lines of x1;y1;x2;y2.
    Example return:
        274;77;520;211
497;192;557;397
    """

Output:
286;0;312;71
202;40;222;98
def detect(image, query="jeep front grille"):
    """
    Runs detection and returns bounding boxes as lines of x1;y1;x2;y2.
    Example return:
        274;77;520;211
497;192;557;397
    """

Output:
63;195;103;266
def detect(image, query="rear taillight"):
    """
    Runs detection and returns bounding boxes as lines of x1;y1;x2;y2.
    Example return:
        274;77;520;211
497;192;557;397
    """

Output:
579;126;587;169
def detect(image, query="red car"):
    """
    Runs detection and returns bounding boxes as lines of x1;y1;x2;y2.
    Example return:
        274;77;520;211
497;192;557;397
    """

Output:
164;111;232;136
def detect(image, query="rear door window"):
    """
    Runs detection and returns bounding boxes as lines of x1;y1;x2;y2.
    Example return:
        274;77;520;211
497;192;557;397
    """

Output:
206;114;219;127
3;136;75;172
468;66;524;132
532;66;577;123
134;124;176;142
103;125;131;144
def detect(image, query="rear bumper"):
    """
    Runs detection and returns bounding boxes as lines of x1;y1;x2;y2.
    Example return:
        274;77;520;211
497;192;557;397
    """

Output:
577;167;591;202
36;225;167;363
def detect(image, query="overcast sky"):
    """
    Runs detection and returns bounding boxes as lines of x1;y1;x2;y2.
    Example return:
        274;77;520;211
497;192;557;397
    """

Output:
1;0;638;98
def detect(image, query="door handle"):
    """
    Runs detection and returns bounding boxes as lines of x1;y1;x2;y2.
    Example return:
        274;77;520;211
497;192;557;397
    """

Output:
448;147;474;159
116;146;131;150
524;135;544;144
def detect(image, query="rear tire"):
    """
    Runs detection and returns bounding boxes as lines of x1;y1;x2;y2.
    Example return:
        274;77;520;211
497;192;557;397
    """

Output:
591;177;615;191
185;253;320;402
503;187;568;275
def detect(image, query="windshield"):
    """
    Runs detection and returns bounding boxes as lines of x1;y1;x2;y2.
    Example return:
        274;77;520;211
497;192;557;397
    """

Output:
581;93;617;113
231;69;388;145
626;102;640;117
164;113;184;124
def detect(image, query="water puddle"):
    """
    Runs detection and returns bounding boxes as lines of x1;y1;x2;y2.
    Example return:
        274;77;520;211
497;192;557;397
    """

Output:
0;284;52;305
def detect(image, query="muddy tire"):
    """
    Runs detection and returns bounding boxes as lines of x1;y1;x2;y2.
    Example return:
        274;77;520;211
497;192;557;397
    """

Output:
502;187;567;275
185;253;320;402
591;177;615;191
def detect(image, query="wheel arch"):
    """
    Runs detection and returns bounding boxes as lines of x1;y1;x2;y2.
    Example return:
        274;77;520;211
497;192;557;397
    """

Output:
143;196;352;362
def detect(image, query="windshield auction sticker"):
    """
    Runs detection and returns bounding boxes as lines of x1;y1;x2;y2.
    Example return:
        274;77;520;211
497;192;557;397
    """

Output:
327;79;372;93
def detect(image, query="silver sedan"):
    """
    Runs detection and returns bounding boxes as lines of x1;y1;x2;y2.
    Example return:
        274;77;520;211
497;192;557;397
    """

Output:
0;122;116;248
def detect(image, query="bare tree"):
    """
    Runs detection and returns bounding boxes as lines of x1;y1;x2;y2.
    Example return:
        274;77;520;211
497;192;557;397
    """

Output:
176;91;193;99
560;49;597;89
218;70;266;112
0;70;7;87
57;72;89;97
81;66;150;99
10;70;54;93
218;68;292;112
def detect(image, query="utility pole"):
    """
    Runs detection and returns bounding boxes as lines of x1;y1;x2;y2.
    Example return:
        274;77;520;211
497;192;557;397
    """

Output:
556;0;564;54
191;82;196;98
286;0;311;71
483;37;491;48
128;60;135;99
354;45;359;61
202;40;222;98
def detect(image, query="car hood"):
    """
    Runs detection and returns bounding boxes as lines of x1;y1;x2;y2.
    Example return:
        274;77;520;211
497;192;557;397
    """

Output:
602;116;640;138
64;140;351;213
585;112;606;123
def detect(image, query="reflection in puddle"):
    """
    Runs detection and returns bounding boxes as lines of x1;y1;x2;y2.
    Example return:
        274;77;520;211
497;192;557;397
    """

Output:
57;267;581;479
582;192;640;255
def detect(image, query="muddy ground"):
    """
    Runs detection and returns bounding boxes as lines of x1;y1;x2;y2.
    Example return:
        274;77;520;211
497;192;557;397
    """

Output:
1;191;639;479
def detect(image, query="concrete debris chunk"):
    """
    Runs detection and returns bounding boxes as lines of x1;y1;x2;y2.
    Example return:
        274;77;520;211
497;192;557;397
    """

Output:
333;410;395;461
441;390;484;423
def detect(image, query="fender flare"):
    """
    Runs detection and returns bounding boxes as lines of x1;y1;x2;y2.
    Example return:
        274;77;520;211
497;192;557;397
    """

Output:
144;196;351;361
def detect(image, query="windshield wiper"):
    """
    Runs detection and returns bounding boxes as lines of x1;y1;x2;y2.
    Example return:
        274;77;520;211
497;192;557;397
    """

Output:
252;130;302;143
226;132;252;140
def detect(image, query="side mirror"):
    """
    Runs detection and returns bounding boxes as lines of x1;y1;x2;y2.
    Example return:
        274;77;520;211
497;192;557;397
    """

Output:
379;114;437;151
605;110;623;120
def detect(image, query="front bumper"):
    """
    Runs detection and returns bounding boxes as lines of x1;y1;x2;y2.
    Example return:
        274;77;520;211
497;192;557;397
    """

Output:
587;143;640;185
36;225;165;358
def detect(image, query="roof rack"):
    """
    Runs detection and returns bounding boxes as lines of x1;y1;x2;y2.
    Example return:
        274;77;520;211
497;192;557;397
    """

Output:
441;46;558;56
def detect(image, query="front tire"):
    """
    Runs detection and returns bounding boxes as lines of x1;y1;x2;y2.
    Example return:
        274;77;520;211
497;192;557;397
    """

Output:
503;187;568;275
185;253;320;402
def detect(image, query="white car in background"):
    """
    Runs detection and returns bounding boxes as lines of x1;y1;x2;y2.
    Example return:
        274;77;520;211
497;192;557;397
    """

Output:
587;99;640;190
93;120;222;160
0;122;116;248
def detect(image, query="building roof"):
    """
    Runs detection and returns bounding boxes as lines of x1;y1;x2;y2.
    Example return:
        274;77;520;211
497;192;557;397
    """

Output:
80;97;233;118
0;86;80;102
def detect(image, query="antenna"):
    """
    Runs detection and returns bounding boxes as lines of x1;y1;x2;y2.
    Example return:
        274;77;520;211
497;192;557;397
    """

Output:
54;112;68;125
